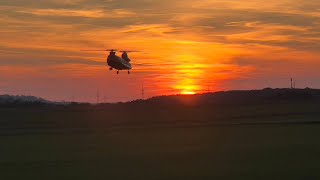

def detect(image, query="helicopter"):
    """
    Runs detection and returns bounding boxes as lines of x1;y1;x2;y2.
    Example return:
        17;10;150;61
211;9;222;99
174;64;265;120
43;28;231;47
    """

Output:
82;49;138;74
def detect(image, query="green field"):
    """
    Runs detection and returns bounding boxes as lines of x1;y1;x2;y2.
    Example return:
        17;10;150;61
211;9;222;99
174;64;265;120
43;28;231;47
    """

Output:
1;100;320;179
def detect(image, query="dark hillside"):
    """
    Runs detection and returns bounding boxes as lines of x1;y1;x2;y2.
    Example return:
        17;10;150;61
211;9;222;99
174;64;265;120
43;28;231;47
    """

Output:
140;88;320;106
1;88;320;179
1;88;320;136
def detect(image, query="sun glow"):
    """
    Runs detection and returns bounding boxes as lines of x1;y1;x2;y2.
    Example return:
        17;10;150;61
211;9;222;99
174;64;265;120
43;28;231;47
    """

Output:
181;90;196;95
172;52;204;95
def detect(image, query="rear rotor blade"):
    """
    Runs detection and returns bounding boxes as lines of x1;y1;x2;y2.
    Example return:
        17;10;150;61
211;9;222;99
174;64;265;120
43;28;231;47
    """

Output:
81;49;117;52
119;50;142;53
80;50;106;51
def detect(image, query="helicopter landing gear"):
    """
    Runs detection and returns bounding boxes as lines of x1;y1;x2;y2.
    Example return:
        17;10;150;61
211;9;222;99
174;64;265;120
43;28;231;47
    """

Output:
109;67;113;71
128;71;130;74
117;70;119;74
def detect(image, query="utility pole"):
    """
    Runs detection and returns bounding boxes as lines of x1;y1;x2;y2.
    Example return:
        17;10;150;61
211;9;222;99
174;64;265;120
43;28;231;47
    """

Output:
96;89;100;104
291;78;293;89
141;82;145;100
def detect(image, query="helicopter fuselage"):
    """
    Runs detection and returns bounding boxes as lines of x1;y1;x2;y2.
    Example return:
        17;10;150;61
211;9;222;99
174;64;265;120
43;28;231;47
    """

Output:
107;52;132;70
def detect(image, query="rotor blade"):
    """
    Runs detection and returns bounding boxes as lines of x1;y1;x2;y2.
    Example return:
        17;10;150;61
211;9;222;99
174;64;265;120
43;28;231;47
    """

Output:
81;50;108;51
0;49;25;54
81;49;117;52
119;50;142;53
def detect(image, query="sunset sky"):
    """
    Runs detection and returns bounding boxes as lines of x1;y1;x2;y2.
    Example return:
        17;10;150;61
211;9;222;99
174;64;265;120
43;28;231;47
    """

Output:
0;0;320;102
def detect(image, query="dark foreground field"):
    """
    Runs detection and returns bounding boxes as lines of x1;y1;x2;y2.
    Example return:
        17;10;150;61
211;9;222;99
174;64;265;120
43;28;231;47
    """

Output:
1;89;320;179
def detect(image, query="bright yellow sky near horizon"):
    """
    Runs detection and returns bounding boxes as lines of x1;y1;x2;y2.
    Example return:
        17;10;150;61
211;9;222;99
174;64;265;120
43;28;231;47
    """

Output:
0;0;320;102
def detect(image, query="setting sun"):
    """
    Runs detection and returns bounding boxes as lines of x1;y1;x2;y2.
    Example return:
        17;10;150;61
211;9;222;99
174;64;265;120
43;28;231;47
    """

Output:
180;90;196;95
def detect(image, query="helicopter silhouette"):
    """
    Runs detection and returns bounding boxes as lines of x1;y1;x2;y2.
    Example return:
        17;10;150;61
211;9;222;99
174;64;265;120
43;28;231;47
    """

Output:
82;49;139;74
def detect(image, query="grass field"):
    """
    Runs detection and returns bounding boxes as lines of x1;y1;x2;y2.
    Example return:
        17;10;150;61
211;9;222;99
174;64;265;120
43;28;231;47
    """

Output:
1;98;320;179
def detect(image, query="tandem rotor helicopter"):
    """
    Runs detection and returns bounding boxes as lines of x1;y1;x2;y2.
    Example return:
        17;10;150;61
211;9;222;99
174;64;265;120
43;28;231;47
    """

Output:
82;49;139;74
